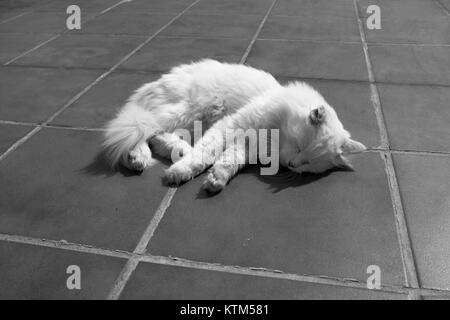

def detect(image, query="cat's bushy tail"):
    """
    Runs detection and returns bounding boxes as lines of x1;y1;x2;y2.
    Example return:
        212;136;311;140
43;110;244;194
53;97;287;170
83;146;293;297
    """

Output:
103;103;159;168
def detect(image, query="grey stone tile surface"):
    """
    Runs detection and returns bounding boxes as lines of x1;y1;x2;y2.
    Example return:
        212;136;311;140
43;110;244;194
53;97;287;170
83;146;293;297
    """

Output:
0;66;101;122
52;72;160;128
121;263;406;299
0;33;54;63
79;13;176;35
0;124;31;154
0;129;169;251
369;45;450;85
11;34;146;69
393;154;450;290
246;40;368;80
259;13;361;42
0;0;448;299
148;154;404;285
0;241;125;299
120;36;249;71
189;0;273;15
379;84;450;152
161;13;262;39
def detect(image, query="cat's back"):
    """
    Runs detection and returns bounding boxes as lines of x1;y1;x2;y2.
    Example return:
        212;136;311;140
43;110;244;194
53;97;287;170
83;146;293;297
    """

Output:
176;59;280;107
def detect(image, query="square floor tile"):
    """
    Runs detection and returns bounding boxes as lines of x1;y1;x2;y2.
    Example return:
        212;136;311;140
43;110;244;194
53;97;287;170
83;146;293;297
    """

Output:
278;78;380;148
364;17;449;44
246;40;367;80
121;262;405;299
147;153;404;285
0;12;68;34
189;0;272;15
0;33;54;64
357;1;450;45
259;13;360;42
11;34;146;69
369;45;450;85
161;14;262;39
271;0;355;17
52;72;160;128
35;0;121;13
0;124;31;154
0;0;48;12
0;128;169;251
393;154;450;290
378;84;450;152
0;66;101;123
358;0;446;19
120;37;249;72
80;13;175;35
111;0;195;14
0;241;125;299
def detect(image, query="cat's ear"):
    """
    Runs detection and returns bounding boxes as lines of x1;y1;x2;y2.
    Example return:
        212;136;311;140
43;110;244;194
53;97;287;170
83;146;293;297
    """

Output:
341;139;366;154
309;105;326;125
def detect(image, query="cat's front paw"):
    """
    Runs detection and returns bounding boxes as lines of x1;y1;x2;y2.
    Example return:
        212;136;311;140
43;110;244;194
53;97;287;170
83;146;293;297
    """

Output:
203;170;227;194
164;162;194;186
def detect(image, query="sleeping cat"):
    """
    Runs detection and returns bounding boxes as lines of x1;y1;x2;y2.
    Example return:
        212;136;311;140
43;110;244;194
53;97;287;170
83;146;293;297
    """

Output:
103;59;366;193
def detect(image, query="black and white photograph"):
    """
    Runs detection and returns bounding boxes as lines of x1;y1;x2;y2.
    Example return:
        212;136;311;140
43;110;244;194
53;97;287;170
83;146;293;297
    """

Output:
0;0;449;303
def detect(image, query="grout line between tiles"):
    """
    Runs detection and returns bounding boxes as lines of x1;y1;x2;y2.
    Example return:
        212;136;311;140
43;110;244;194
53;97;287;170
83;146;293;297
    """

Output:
2;123;450;158
240;0;279;64
3;232;450;297
0;12;30;24
433;0;450;16
3;29;450;48
106;188;177;299
106;0;280;300
353;0;420;291
0;0;56;24
3;34;62;65
0;233;411;296
3;117;450;159
257;37;450;47
0;126;40;162
100;0;133;14
3;63;450;88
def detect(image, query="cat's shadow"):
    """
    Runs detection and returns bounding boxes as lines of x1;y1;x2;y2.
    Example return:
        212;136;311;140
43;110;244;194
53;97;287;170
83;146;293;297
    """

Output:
83;152;350;198
195;165;352;199
82;151;171;178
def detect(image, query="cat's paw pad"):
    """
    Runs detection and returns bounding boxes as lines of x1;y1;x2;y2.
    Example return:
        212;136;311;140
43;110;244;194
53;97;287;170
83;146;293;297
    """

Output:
126;145;152;171
203;170;226;194
164;162;194;186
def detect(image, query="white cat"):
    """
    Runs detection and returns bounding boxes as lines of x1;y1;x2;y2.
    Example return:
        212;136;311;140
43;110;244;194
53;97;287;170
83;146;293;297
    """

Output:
103;59;366;193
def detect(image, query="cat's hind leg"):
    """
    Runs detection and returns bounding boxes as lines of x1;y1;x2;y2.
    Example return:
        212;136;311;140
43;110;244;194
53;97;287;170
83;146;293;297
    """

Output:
203;143;246;193
149;132;193;162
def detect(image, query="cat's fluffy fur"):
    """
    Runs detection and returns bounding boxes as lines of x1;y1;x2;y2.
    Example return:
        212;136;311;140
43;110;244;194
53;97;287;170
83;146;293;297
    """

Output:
103;59;366;193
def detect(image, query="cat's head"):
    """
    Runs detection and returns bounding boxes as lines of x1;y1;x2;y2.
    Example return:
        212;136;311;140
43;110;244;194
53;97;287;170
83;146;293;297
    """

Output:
283;103;366;174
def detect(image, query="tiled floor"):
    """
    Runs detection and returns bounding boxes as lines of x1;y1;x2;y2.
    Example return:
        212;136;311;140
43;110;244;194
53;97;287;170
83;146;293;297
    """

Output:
0;0;449;300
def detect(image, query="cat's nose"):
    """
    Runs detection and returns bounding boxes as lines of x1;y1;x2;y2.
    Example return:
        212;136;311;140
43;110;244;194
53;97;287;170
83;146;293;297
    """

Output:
288;160;294;168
